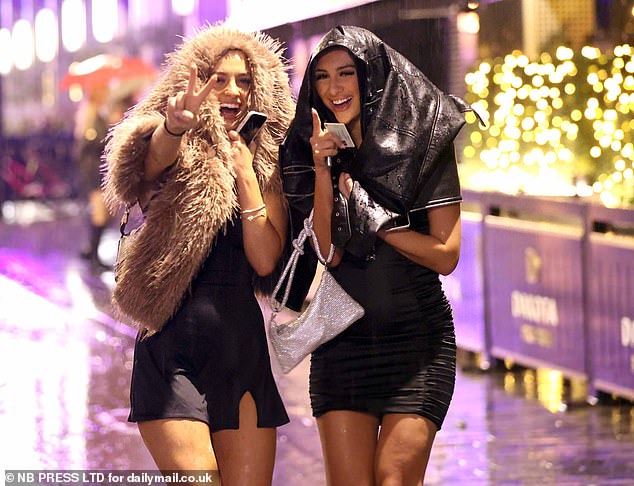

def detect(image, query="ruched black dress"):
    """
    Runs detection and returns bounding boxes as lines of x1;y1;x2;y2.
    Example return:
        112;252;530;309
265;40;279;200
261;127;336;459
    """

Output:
309;213;456;431
128;215;289;432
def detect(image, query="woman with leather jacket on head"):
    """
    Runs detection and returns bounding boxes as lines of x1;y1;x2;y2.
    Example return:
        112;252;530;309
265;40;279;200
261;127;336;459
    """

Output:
103;26;294;485
279;25;473;485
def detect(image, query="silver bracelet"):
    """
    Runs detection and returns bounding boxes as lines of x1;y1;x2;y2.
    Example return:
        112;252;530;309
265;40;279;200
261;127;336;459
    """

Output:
240;203;266;215
241;204;266;222
245;211;266;222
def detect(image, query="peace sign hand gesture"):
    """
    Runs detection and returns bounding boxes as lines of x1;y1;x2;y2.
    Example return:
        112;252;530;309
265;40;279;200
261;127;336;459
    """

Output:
165;63;215;135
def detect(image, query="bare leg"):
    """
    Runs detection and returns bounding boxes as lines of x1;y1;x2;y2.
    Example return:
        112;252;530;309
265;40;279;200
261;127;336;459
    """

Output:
211;392;277;486
89;190;110;227
375;414;437;486
316;410;380;486
138;418;219;484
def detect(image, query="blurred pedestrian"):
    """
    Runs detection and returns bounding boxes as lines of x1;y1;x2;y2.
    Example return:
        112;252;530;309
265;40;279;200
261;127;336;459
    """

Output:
103;26;294;485
74;85;111;271
280;25;471;485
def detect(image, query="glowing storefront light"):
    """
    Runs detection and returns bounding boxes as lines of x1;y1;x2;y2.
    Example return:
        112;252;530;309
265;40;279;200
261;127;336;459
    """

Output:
35;8;58;63
172;0;195;16
225;0;379;30
12;20;34;71
62;0;86;52
0;28;11;74
457;11;480;34
92;0;118;43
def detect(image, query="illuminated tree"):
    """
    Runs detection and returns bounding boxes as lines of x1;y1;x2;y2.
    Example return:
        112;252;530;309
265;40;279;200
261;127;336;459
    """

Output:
462;44;634;207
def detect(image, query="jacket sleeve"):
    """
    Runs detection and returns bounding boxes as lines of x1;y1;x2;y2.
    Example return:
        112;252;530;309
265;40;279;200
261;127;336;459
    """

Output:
412;144;462;210
345;181;402;259
102;112;164;211
346;145;461;259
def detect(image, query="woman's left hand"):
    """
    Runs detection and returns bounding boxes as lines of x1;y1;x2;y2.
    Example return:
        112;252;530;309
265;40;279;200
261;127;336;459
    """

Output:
228;130;255;176
338;172;354;199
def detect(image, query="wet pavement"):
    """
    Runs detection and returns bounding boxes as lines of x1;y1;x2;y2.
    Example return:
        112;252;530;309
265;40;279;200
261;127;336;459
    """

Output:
1;201;633;485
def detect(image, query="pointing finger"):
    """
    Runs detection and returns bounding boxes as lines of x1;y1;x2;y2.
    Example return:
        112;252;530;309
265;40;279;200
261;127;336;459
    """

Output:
311;108;322;138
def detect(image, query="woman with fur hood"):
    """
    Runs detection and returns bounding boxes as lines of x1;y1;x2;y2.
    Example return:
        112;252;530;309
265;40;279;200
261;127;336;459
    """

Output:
103;26;294;484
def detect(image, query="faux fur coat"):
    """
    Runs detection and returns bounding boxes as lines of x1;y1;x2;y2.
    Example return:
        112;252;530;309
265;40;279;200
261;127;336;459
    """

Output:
103;26;295;333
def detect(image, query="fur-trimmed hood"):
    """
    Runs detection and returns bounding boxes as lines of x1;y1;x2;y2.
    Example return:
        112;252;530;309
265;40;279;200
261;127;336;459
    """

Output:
103;25;295;333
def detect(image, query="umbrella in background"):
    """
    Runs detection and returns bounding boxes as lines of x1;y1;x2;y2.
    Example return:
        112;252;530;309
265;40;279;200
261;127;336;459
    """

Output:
60;54;157;91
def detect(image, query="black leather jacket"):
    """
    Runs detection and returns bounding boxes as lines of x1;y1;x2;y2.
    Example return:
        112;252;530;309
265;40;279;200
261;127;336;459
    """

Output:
278;25;474;310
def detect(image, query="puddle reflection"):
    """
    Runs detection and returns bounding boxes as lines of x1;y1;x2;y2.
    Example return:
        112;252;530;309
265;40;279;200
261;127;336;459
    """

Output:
0;276;89;468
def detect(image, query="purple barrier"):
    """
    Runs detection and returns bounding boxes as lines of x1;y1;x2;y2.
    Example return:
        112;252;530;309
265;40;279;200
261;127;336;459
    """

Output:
441;191;486;353
587;205;634;399
483;194;588;377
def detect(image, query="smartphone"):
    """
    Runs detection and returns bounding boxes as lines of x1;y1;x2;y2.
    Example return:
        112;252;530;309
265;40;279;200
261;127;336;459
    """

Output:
236;111;267;145
324;122;355;148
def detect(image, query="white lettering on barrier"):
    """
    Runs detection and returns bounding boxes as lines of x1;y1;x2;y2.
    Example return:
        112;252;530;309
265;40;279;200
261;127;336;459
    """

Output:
511;290;559;326
621;316;634;348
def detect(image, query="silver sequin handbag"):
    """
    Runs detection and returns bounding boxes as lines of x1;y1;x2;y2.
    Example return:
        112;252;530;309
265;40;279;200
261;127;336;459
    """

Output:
269;211;365;373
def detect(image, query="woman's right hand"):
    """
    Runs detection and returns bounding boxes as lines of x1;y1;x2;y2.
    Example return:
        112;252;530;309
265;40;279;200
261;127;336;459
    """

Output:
165;63;215;135
310;109;346;170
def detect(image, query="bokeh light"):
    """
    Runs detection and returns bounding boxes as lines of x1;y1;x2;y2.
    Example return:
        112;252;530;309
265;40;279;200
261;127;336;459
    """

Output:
463;44;634;207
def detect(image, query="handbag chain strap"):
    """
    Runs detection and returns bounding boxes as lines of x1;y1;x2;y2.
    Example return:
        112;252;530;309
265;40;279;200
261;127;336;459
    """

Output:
271;210;335;313
119;204;132;237
119;199;145;237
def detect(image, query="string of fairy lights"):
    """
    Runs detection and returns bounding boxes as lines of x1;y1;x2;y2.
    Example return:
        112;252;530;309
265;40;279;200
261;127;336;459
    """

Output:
462;43;634;207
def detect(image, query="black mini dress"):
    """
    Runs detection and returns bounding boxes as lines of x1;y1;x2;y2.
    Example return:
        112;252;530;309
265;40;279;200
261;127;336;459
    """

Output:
309;213;456;431
128;215;289;432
